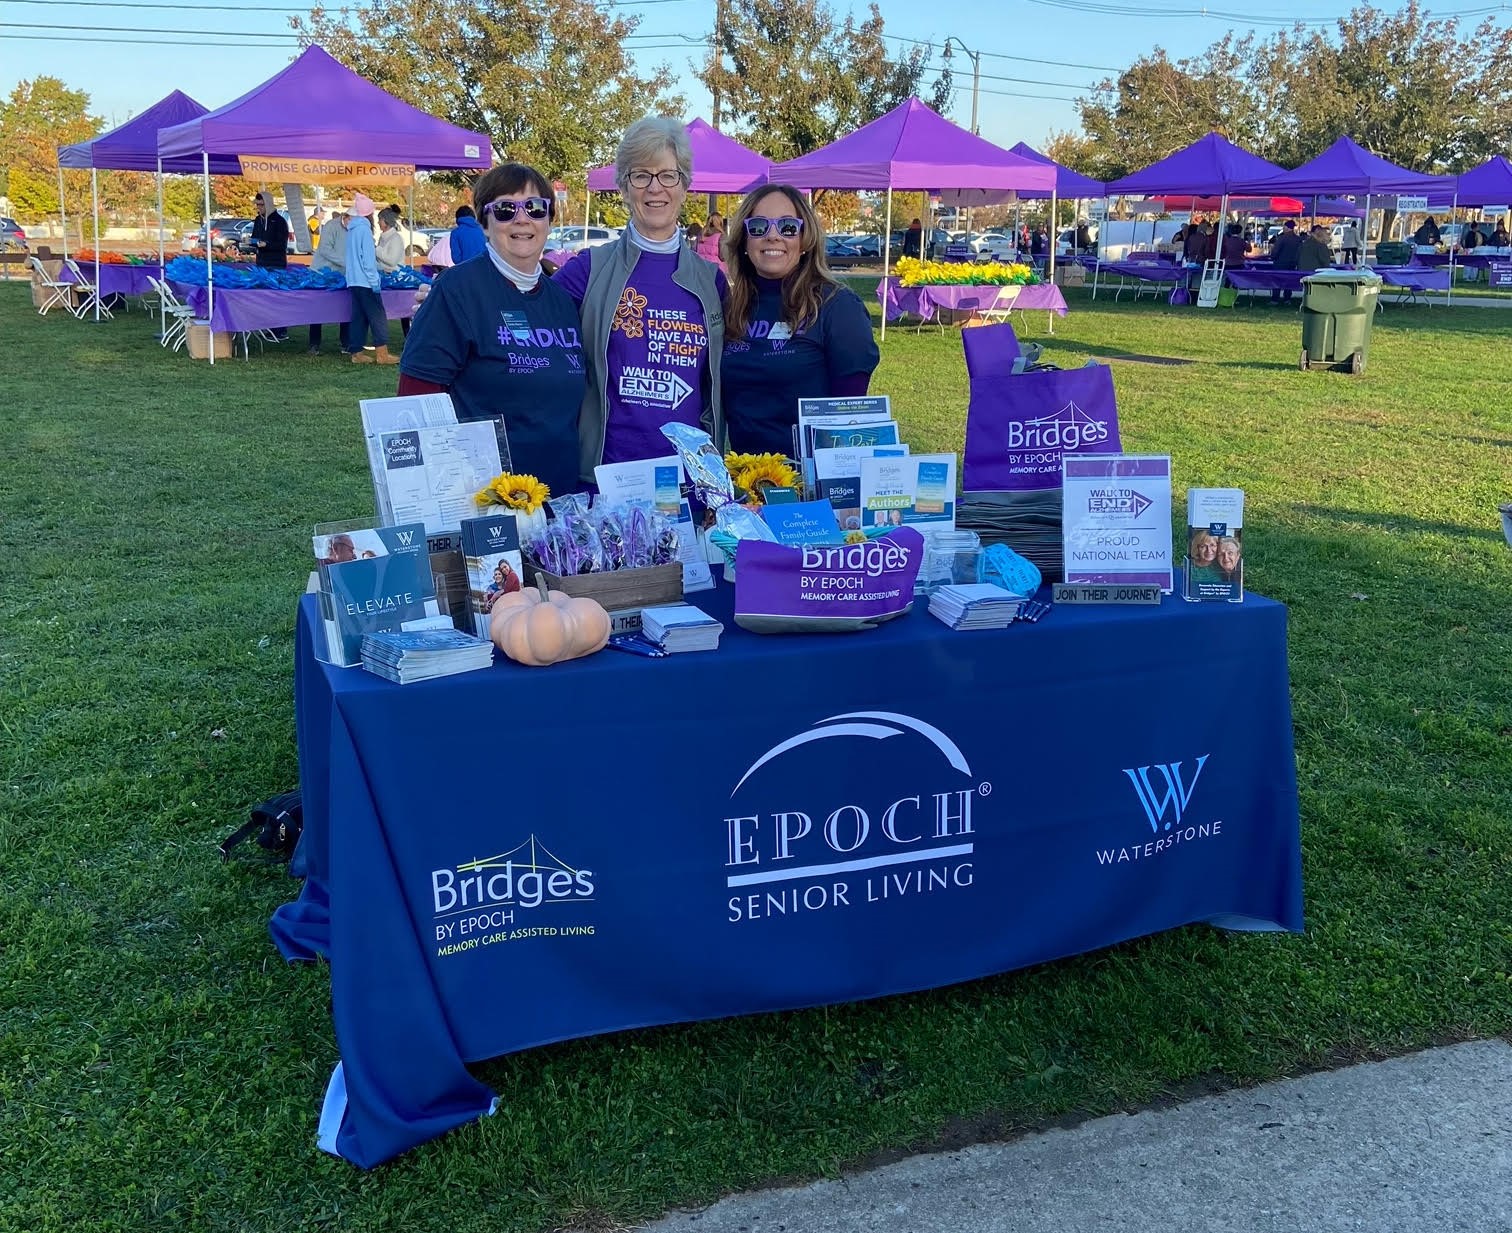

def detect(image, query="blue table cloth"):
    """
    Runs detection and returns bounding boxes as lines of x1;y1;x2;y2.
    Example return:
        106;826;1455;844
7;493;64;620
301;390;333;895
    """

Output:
276;580;1304;1168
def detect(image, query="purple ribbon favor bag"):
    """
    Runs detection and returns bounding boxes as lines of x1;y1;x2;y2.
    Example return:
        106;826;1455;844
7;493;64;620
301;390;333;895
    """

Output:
734;528;925;633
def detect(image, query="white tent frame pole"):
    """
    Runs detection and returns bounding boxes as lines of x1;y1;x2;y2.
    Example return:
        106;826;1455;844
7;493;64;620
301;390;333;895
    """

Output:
91;168;101;321
1091;195;1104;300
203;152;215;365
584;189;590;232
407;182;416;268
156;159;166;271
1447;193;1458;304
58;164;70;259
1047;188;1057;334
881;187;893;341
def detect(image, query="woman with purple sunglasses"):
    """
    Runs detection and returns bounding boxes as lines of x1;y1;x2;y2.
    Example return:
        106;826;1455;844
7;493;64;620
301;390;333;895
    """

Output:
719;184;879;457
397;163;586;497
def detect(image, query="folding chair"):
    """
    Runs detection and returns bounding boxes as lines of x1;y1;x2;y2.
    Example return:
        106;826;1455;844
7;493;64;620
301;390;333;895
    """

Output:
1196;259;1226;309
28;256;81;317
63;258;114;320
148;277;196;351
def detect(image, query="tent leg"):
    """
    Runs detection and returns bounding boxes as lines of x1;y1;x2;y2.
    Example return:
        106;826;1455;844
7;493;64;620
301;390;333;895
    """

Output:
584;189;590;233
156;159;166;274
204;153;215;366
58;164;70;259
1447;193;1457;304
881;187;892;341
92;168;100;321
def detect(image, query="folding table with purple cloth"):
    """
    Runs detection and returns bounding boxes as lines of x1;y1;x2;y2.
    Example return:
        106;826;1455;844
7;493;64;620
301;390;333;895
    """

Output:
877;278;1068;329
58;261;164;300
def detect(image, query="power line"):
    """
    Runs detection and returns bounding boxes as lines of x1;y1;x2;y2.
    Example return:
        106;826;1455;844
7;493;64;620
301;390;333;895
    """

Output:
6;0;698;9
1024;0;1512;24
882;33;1122;74
1;20;683;41
3;31;697;49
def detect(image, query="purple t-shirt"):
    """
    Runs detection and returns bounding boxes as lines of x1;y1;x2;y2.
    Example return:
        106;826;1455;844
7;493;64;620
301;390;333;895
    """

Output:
555;249;713;465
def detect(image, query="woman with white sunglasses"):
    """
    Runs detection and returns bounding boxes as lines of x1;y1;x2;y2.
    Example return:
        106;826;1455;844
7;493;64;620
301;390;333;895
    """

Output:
397;163;586;498
719;184;879;456
552;117;727;483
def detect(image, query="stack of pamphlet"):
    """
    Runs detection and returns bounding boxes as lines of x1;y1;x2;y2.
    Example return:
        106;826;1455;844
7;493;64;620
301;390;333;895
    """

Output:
360;628;494;684
640;603;724;653
928;583;1024;631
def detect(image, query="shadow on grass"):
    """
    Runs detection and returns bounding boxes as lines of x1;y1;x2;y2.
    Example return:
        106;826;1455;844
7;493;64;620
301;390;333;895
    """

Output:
1292;502;1508;543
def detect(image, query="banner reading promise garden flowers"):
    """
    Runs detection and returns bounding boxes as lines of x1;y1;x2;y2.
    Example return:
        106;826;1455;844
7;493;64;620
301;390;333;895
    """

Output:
962;326;1121;492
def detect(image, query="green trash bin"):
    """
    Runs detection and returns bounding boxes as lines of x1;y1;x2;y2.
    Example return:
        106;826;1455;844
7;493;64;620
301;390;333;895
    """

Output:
1300;271;1382;374
1374;240;1412;266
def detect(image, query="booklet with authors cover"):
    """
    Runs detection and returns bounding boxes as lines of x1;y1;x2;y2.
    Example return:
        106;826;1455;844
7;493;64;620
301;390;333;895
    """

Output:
1183;487;1244;602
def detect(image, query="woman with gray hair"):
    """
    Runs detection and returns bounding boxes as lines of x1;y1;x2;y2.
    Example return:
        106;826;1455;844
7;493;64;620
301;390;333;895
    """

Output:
553;115;726;483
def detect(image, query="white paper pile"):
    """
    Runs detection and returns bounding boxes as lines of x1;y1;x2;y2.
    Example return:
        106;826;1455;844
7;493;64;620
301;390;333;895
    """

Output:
928;583;1023;631
361;628;494;683
640;603;724;653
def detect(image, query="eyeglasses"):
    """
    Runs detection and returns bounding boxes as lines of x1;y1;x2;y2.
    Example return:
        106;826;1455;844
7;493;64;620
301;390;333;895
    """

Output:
482;197;553;223
744;215;804;239
626;169;686;190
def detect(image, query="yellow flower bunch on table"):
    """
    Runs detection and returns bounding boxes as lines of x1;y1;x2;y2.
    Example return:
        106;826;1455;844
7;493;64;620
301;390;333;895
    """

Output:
475;472;550;514
723;452;801;506
895;256;1038;287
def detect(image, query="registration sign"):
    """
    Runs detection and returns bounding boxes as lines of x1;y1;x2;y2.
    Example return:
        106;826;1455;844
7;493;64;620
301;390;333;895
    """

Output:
1396;195;1429;213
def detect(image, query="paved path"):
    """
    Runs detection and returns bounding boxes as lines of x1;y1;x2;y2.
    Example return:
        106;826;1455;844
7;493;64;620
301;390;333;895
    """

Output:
627;1040;1512;1233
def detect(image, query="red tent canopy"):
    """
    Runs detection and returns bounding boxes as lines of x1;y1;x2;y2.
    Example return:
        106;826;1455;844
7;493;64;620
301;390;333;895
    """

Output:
1152;195;1305;214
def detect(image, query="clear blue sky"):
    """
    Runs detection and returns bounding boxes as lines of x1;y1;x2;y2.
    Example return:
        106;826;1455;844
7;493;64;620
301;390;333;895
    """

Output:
3;0;1507;156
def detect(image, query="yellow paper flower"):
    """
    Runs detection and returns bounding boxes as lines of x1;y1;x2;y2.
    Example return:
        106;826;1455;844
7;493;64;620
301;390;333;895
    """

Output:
476;472;550;514
844;529;868;544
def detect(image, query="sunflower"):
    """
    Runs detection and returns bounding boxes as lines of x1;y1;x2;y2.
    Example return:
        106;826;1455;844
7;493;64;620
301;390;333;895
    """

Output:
476;472;550;514
732;455;800;503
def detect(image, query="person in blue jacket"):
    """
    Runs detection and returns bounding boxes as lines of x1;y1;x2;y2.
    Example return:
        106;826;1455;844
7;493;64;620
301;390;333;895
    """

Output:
345;193;395;365
719;183;880;457
449;204;487;265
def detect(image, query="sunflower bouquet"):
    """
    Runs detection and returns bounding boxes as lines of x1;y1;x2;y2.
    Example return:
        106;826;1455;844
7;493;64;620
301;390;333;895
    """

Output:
475;472;550;515
894;256;1040;288
723;452;803;507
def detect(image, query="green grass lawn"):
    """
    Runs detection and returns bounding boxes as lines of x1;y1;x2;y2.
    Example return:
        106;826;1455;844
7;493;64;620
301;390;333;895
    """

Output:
3;283;1510;1232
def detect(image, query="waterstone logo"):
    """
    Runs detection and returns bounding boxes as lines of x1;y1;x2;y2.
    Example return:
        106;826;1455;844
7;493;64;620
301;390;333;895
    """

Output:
1096;754;1222;868
724;712;985;924
429;834;596;957
1004;399;1111;451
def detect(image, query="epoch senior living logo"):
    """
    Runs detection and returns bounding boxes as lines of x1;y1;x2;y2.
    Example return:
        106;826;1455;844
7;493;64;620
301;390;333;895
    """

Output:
724;712;985;924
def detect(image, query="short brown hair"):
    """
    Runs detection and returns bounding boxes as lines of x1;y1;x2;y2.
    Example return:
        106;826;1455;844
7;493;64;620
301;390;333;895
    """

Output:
471;163;554;222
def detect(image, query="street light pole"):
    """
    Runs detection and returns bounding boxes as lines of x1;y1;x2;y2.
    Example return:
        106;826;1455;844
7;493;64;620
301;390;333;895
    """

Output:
943;37;981;135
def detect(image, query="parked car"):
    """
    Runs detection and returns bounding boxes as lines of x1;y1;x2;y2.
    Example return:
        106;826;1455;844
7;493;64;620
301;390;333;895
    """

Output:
840;233;882;259
549;225;621;254
972;233;1019;262
0;217;29;251
184;217;252;254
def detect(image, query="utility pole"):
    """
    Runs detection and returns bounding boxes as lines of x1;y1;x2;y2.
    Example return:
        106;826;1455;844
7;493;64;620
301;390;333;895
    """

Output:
944;37;981;134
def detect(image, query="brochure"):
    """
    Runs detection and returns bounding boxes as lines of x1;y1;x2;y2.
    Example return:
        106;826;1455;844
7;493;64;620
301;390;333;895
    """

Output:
1060;454;1174;591
313;521;443;666
761;500;845;548
858;453;958;537
593;455;714;592
459;512;524;639
814;444;909;531
795;395;895;493
365;416;505;536
1183;487;1244;602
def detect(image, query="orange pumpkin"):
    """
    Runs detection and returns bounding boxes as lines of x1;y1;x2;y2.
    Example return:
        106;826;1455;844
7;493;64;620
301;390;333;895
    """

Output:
490;580;610;666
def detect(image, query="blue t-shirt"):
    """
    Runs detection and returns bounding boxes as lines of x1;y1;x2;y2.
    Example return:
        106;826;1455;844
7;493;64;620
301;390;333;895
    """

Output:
400;256;586;497
554;249;719;466
721;278;880;456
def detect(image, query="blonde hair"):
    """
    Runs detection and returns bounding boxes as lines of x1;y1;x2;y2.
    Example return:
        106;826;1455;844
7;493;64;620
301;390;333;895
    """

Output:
615;117;692;194
723;184;839;339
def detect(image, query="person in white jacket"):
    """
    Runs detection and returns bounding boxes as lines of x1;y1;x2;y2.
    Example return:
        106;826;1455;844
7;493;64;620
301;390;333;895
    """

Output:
375;207;412;337
307;207;349;354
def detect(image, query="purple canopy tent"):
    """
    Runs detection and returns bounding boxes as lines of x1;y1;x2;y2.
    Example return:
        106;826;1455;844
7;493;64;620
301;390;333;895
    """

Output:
1007;142;1105;199
1101;133;1285;296
56;90;239;313
156;46;493;362
582;117;771;235
769;98;1057;336
1450;155;1512;205
1241;136;1454;287
585;118;771;193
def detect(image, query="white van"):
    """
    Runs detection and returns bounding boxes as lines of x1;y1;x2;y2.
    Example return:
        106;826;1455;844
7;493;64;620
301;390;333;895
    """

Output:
1090;220;1186;262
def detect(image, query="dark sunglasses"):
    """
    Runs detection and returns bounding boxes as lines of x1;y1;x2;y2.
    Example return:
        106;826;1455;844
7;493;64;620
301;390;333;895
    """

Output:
744;215;804;239
483;197;553;223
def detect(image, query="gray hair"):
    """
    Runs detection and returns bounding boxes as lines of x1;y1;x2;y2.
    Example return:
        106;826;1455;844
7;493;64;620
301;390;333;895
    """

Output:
615;117;692;194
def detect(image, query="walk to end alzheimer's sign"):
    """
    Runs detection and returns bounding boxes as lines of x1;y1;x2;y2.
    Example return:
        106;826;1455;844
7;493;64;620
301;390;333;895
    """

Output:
962;327;1121;492
238;156;416;185
1061;455;1173;590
